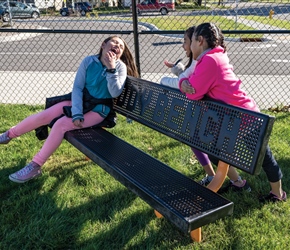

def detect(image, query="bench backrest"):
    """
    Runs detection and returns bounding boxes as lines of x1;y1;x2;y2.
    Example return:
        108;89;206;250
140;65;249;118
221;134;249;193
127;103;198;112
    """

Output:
114;76;275;175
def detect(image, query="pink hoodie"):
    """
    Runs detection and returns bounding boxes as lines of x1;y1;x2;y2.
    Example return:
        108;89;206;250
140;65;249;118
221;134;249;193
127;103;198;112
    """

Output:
179;46;259;112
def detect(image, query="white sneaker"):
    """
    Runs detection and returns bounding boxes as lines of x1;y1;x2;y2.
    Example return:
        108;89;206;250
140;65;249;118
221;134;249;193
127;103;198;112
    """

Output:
0;131;11;144
9;162;42;183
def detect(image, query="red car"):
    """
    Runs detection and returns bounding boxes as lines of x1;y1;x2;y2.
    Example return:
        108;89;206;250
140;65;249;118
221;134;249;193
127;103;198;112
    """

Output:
133;0;175;15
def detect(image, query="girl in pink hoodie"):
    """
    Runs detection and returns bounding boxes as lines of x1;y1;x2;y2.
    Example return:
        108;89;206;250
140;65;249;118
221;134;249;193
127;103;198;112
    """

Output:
179;22;286;202
161;26;250;191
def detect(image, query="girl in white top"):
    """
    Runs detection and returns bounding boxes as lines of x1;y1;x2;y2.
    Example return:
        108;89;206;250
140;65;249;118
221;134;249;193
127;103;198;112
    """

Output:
160;27;196;89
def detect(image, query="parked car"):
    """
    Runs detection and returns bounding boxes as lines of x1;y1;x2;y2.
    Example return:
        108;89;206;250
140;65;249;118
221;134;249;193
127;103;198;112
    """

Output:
132;0;175;15
0;1;40;22
26;3;38;8
60;2;92;17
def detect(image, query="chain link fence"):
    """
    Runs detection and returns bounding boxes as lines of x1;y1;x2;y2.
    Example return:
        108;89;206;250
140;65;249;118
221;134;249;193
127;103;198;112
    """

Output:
0;0;290;110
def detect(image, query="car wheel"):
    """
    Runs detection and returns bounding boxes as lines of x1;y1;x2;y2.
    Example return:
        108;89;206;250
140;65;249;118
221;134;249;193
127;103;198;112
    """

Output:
160;8;168;15
2;12;10;22
61;10;68;16
80;10;86;16
31;12;39;19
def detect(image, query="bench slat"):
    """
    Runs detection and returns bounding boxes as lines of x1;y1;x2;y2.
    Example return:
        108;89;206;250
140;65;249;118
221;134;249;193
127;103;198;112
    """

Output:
65;128;234;233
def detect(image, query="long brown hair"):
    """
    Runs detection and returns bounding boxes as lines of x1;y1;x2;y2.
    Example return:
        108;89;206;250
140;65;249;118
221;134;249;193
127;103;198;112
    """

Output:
99;36;139;77
184;26;195;69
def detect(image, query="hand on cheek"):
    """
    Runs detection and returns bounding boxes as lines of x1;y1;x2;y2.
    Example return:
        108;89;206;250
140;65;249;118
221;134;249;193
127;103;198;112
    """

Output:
104;51;116;69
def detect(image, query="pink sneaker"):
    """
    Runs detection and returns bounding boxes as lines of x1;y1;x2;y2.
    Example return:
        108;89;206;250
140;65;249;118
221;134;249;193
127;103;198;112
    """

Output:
9;162;42;183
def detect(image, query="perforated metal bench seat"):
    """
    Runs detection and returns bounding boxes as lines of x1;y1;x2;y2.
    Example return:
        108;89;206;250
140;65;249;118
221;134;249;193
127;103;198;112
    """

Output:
65;127;234;233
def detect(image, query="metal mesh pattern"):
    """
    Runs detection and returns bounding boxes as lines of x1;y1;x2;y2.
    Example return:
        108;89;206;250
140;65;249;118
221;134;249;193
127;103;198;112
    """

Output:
65;128;233;232
115;76;275;175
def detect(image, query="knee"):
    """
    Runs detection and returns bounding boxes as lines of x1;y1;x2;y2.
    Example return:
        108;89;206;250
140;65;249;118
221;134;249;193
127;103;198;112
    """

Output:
52;117;74;134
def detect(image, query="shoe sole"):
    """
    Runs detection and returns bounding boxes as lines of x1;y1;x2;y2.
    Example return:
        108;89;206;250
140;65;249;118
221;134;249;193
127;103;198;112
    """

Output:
9;173;42;183
0;140;11;144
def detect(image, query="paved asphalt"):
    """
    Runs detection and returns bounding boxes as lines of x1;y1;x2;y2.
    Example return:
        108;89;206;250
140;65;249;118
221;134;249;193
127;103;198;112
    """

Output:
0;2;290;110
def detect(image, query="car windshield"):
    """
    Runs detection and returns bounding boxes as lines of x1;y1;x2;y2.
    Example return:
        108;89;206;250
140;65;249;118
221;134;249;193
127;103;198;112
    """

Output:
0;2;14;7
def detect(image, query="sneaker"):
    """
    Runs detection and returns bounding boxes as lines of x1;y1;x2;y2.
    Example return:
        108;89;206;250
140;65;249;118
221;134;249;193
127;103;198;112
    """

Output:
9;161;42;183
0;131;11;144
259;191;287;203
218;180;251;194
199;175;213;186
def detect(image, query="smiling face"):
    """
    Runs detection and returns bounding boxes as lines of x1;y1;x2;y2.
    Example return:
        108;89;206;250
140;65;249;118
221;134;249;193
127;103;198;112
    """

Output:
101;37;125;60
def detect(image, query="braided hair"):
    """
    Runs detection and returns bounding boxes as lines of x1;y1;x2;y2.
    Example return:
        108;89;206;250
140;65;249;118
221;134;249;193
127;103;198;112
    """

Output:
193;23;227;52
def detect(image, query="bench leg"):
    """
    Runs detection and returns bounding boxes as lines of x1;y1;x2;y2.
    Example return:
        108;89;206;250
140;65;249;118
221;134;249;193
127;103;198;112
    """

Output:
207;161;229;192
154;210;163;218
190;228;202;242
190;161;229;242
155;210;202;242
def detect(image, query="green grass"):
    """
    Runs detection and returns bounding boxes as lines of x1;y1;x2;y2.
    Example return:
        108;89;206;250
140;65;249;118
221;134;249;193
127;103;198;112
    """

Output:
1;104;290;249
135;15;263;38
241;15;290;29
137;15;253;30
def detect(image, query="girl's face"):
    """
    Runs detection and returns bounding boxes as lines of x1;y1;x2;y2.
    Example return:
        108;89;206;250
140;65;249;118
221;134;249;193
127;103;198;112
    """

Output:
191;33;205;60
101;37;125;60
182;33;191;58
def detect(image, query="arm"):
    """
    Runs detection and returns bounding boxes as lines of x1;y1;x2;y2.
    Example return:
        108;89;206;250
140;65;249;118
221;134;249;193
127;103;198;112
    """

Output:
179;57;217;100
163;59;185;77
106;60;127;98
71;56;91;124
160;60;195;88
179;60;196;79
171;62;185;76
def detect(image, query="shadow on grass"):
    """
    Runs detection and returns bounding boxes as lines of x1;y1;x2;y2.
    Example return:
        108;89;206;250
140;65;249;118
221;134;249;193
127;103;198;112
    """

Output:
77;209;193;249
0;158;192;249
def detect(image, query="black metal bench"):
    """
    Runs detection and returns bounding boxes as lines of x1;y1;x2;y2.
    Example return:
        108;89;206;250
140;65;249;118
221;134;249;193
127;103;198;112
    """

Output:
65;76;275;242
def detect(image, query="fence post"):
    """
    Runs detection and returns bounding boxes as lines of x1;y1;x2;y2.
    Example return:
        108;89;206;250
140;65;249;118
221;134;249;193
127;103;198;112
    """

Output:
131;0;141;76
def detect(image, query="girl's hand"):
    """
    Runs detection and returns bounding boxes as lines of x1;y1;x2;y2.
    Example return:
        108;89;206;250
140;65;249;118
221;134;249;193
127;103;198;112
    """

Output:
73;119;83;128
103;51;116;69
164;60;174;68
181;80;195;94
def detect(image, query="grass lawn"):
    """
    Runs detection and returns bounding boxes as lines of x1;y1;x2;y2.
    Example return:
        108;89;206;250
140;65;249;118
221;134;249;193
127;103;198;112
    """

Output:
1;104;290;249
241;15;290;30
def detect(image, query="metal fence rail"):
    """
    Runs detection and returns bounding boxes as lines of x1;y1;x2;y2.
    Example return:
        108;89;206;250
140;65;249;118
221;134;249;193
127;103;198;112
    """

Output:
0;0;290;110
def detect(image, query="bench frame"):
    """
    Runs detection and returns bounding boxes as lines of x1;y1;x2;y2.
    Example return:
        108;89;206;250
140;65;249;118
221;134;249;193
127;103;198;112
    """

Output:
65;76;275;242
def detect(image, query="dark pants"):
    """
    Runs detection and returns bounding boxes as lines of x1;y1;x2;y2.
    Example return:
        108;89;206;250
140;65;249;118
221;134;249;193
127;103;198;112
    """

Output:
208;145;283;183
